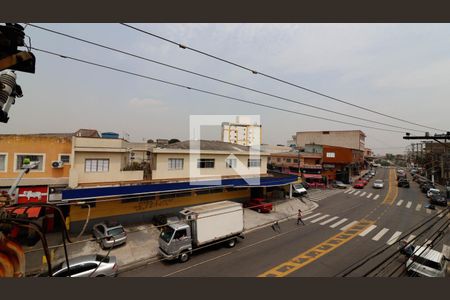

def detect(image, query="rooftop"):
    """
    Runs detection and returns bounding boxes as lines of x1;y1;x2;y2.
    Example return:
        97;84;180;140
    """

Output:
156;140;260;153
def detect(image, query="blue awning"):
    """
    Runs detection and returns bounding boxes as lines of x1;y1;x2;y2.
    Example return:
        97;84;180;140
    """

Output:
61;174;298;201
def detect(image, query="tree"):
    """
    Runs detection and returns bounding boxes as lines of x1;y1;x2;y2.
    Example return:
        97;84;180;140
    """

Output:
168;139;180;144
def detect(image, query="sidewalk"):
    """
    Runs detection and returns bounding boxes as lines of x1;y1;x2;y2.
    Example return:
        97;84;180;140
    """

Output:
25;197;317;276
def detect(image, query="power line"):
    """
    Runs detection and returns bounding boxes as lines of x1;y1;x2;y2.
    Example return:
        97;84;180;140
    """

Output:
26;24;424;134
31;47;406;134
119;23;447;133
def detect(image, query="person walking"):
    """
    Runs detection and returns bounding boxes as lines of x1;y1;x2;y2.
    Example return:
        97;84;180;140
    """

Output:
297;209;305;225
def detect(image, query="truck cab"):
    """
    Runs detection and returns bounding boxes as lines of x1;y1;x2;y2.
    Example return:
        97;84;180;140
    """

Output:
159;222;192;262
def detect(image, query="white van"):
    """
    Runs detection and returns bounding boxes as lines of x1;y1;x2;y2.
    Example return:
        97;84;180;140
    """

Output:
406;246;448;277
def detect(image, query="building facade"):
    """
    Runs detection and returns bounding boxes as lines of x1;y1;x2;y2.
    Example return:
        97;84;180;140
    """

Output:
221;116;262;146
295;130;366;151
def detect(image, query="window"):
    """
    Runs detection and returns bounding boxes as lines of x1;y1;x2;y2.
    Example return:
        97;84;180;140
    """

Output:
174;229;188;240
248;159;261;167
0;154;6;172
59;154;71;164
277;158;281;162
225;158;237;168
286;158;291;163
294;159;299;163
326;152;335;158
168;158;184;170
15;154;44;171
197;159;215;168
85;159;109;172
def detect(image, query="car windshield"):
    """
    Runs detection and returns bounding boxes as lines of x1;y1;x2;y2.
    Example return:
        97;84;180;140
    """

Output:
294;184;305;189
411;255;442;271
335;181;343;184
95;255;110;263
107;227;125;236
160;226;175;243
375;180;383;183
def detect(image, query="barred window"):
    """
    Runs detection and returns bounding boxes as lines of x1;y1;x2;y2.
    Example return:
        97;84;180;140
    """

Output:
248;159;261;168
197;159;215;168
85;159;109;172
225;158;237;169
168;158;184;170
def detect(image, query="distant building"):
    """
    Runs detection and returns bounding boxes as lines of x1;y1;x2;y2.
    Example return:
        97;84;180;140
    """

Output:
222;116;262;146
295;130;366;151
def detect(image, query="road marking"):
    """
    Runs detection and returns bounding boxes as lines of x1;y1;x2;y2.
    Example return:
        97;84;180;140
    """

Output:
354;191;361;196
310;214;330;223
344;189;351;194
360;192;367;197
372;228;389;241
382;169;398;205
258;220;375;277
367;193;373;198
329;218;348;228
406;235;416;242
406;201;412;209
340;221;359;231
163;252;232;277
319;216;339;225
302;213;322;221
386;231;402;245
396;200;404;206
415;204;422;211
373;194;380;200
348;190;355;194
359;224;377;237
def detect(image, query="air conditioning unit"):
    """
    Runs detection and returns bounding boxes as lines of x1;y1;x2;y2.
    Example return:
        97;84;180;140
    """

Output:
51;160;64;168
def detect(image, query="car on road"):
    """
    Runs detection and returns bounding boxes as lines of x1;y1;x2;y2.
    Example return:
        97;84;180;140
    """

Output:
92;221;127;249
40;255;119;277
332;181;348;189
372;179;384;189
369;170;376;176
353;181;365;189
429;193;447;207
359;178;369;185
245;198;273;213
398;179;410;188
426;188;440;199
406;246;448;277
293;183;308;196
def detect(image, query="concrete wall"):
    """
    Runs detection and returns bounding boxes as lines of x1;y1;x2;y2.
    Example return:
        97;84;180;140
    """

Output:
296;131;365;150
152;152;268;180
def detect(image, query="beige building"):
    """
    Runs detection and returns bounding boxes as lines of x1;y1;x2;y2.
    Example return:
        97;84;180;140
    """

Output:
222;116;262;146
151;140;268;180
295;130;366;151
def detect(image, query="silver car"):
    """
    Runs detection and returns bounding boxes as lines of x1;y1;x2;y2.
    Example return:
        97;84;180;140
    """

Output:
43;255;118;277
373;179;384;189
93;221;127;249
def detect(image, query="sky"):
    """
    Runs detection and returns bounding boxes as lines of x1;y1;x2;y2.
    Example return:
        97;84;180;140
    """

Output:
1;23;449;155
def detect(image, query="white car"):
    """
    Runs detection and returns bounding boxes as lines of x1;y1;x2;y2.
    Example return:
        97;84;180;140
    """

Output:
372;179;384;189
293;184;307;196
406;246;448;277
426;188;440;198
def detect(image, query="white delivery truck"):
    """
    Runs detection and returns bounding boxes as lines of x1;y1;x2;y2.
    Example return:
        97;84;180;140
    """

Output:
158;201;244;263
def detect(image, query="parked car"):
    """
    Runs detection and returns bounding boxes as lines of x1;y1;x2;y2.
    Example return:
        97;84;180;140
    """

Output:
359;178;369;185
293;183;308;196
420;182;435;193
370;170;376;176
372;179;384;189
40;255;119;277
353;181;365;189
332;181;348;189
429;193;447;207
406;246;448;277
245;198;273;213
398;179;410;188
426;188;440;199
92;221;127;249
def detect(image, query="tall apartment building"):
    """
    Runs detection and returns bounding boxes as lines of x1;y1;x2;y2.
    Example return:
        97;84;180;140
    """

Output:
222;116;262;146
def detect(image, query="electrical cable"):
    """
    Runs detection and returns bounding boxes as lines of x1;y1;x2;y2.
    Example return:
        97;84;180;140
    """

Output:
88;236;115;277
31;47;407;134
120;23;447;133
26;24;424;133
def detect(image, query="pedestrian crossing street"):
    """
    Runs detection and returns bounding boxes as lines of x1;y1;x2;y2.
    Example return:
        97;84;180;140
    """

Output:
301;211;449;249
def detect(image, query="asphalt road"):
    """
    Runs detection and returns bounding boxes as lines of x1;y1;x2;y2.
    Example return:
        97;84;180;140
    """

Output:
119;167;449;277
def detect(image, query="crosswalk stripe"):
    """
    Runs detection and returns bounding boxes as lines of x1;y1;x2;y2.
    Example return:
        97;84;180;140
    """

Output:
348;190;355;194
354;191;361;196
360;192;366;197
406;235;416;242
386;231;402;245
359;224;377;237
367;193;373;198
344;189;351;194
319;216;339;225
340;221;359;231
372;228;389;241
415;204;422;211
310;214;330;223
302;213;322;221
373;194;380;200
396;200;404;206
426;209;431;214
330;218;348;228
406;201;412;209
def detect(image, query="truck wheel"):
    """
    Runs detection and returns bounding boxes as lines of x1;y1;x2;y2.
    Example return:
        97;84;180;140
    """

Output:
179;251;190;263
226;238;236;248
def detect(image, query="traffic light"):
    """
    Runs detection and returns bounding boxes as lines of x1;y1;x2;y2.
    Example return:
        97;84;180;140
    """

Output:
0;23;35;73
0;70;23;123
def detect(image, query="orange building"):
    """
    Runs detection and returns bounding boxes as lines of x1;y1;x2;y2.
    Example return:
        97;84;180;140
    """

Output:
322;145;364;183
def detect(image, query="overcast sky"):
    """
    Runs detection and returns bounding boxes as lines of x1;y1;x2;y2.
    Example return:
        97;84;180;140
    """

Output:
1;23;449;155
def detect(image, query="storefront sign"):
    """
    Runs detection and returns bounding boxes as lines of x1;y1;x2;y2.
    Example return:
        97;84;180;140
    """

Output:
18;186;48;203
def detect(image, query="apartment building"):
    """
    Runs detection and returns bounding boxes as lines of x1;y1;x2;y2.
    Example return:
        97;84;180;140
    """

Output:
221;116;262;146
295;130;366;151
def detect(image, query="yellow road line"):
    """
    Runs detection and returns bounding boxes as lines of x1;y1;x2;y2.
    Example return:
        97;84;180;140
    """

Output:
258;220;375;277
382;168;398;205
